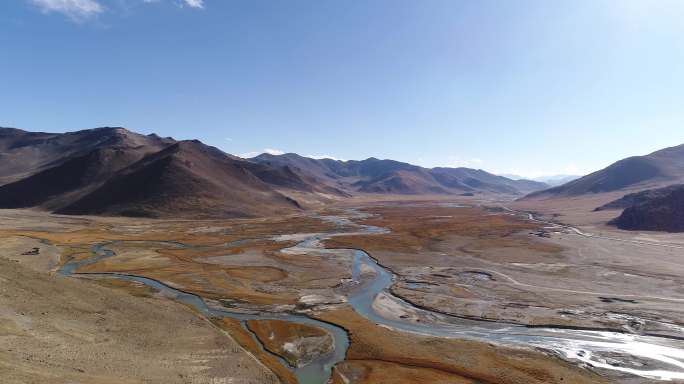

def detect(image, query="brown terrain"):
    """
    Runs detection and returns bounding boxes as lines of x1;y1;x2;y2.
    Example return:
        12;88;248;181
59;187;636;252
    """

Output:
3;127;684;383
0;251;276;384
247;319;334;368
320;307;606;384
2;198;679;383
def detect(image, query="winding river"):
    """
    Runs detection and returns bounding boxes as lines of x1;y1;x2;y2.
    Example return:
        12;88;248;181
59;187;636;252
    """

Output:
59;210;684;383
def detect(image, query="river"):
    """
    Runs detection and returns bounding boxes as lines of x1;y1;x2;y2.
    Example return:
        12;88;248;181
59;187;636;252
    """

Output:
59;210;684;383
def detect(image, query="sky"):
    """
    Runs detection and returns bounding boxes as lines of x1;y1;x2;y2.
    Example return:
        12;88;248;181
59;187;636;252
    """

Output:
1;0;684;178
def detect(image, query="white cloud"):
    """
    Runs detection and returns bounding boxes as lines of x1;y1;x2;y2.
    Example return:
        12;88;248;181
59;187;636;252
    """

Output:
264;148;284;155
183;0;203;8
306;154;345;161
30;0;103;20
239;148;285;159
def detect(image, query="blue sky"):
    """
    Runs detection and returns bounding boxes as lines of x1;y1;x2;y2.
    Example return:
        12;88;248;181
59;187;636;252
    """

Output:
2;0;684;178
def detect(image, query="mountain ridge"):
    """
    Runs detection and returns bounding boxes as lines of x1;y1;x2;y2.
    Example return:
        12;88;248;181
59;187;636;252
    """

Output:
0;126;549;218
522;144;684;200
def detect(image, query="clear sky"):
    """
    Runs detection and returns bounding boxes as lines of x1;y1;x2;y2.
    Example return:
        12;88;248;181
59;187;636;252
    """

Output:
2;0;684;178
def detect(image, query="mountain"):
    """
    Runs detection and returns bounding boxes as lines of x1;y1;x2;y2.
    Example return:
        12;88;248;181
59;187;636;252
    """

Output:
0;127;173;185
0;128;173;210
56;141;302;218
500;174;580;187
522;144;684;200
252;154;548;196
607;185;684;232
0;127;310;218
533;175;580;187
595;184;684;212
0;126;550;218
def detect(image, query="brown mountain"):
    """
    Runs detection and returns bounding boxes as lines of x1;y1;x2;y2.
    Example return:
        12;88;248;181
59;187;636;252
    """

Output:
0;126;547;218
0;128;173;211
523;143;684;200
56;141;302;218
607;185;684;232
0;128;308;218
253;154;546;196
0;127;172;185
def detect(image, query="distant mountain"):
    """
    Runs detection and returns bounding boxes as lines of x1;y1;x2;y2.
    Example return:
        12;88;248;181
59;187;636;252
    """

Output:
253;153;547;196
607;184;684;232
522;144;684;200
500;174;580;187
533;175;580;186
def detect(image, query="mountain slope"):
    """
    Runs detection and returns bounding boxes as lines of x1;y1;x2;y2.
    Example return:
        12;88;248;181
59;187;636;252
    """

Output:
523;144;684;200
0;147;146;210
0;128;314;218
0;126;549;218
608;185;684;232
57;141;302;218
252;154;547;196
0;127;172;185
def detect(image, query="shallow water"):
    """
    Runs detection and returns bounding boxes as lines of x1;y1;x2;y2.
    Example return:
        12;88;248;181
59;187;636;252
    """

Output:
59;242;348;384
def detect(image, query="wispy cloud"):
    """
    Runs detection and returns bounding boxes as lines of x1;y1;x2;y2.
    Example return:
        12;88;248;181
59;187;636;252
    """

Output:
182;0;203;8
239;148;285;159
30;0;103;21
28;0;205;21
306;154;345;161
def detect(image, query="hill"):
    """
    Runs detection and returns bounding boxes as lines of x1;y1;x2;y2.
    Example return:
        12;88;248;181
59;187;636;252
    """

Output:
56;141;302;218
0;126;549;218
253;154;546;196
523;144;684;200
0;128;309;218
607;185;684;232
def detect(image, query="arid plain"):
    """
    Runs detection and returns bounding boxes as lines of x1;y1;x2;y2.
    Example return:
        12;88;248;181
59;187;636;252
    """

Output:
2;195;684;384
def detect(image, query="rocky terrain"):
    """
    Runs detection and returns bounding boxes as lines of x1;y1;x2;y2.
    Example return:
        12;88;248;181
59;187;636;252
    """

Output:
607;184;684;232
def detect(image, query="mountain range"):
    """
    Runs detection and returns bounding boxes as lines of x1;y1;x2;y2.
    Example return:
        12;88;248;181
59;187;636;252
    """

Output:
522;144;684;200
500;174;580;187
0;127;548;218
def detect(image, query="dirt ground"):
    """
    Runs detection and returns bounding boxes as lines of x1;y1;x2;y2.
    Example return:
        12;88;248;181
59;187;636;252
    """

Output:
0;257;276;384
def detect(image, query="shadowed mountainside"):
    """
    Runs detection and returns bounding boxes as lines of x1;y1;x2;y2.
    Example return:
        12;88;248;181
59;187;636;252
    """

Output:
607;184;684;232
0;127;173;185
0;127;312;218
56;141;303;218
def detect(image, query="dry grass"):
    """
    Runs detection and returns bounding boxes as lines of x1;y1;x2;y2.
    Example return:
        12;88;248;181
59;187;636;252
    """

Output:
318;308;607;384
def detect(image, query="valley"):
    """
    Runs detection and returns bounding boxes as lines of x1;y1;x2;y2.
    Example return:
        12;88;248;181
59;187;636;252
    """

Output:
6;2;684;382
3;196;684;383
